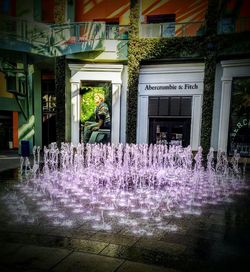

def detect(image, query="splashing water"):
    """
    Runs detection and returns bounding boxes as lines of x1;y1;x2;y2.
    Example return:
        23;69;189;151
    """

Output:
3;143;249;236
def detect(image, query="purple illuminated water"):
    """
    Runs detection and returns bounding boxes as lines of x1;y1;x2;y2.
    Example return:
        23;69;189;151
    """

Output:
2;143;249;236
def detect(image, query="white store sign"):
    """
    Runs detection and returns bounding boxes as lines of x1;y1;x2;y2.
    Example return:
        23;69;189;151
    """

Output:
137;63;205;150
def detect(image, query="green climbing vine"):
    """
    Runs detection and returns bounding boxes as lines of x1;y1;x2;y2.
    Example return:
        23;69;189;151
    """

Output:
55;56;66;145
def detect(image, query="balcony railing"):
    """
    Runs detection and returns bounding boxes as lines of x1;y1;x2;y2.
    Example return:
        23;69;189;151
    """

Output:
217;17;250;34
0;15;129;56
0;15;50;44
140;21;205;38
52;23;129;44
105;25;129;40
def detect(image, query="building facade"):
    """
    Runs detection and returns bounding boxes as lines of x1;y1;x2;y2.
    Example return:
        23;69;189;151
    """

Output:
0;0;249;157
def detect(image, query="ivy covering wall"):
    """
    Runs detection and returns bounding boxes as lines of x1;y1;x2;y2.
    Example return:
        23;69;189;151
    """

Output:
200;0;219;154
55;0;66;144
55;56;66;144
126;0;250;155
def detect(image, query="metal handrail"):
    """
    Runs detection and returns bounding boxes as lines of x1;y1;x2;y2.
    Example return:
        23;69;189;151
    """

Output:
217;16;250;34
140;21;205;38
0;16;129;48
140;17;250;38
0;14;50;42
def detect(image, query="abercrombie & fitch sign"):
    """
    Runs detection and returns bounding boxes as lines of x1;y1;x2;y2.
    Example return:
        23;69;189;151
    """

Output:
145;83;198;90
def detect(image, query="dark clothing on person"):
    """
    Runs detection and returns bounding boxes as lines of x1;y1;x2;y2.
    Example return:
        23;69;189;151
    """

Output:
83;102;110;143
95;102;111;128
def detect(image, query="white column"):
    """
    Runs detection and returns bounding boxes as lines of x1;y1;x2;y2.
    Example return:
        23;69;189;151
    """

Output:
112;83;121;144
71;82;80;145
120;66;128;143
190;95;202;150
137;96;149;144
218;80;232;151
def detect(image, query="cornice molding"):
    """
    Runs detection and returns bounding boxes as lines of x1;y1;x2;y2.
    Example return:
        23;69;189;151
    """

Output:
68;63;124;73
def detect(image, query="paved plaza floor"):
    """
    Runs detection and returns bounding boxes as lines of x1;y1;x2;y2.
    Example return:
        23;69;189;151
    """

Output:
0;157;249;272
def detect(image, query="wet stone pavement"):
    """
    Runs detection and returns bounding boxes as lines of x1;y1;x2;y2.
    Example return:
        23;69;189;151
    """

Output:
0;168;250;272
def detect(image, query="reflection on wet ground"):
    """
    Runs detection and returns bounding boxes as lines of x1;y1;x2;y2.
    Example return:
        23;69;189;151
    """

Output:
0;168;249;272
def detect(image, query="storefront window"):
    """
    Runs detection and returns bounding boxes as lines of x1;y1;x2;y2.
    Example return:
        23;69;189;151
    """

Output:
148;96;192;146
80;81;112;144
228;77;250;157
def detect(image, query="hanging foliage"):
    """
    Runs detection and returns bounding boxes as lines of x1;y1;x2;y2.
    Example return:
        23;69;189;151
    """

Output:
55;56;66;144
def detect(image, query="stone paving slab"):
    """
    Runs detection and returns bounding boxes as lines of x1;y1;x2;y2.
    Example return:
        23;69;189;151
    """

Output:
188;228;224;241
51;251;123;272
45;227;74;237
0;263;46;272
68;238;109;253
135;238;186;255
91;232;140;246
70;227;97;239
159;232;190;245
0;231;70;249
117;260;180;272
0;244;72;271
99;243;186;271
0;242;23;257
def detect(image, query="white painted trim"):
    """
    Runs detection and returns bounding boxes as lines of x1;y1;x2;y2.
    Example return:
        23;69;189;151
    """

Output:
120;66;128;143
136;96;149;144
221;59;250;68
68;63;124;145
140;63;205;75
137;63;204;150
218;59;250;152
191;95;203;150
71;83;80;145
112;83;121;144
68;64;124;76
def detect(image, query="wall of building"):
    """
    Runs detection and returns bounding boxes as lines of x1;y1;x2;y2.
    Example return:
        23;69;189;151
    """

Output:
211;63;223;150
75;0;130;24
0;72;19;149
33;68;42;148
141;0;208;22
65;63;72;142
0;0;16;16
16;0;34;19
0;72;13;99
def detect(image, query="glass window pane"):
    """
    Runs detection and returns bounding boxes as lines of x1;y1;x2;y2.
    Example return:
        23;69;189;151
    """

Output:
148;97;158;116
181;97;192;116
228;77;250;157
170;97;180;116
159;97;169;115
